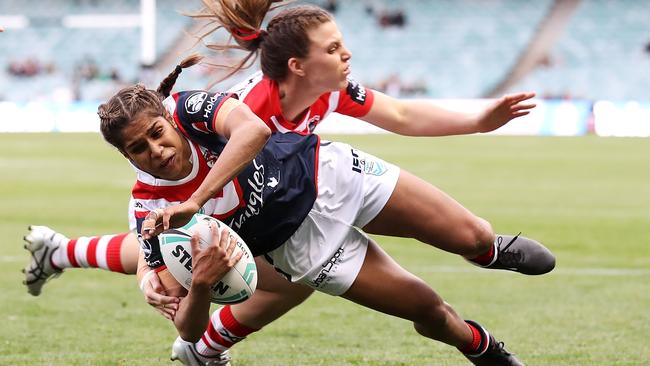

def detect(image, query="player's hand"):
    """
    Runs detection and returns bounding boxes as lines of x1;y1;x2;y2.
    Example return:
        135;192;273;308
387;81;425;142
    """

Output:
141;200;201;239
140;270;181;321
190;223;242;289
476;92;536;133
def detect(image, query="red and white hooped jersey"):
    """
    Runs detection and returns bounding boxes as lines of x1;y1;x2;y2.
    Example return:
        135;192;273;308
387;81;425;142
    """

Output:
227;71;375;134
130;141;243;225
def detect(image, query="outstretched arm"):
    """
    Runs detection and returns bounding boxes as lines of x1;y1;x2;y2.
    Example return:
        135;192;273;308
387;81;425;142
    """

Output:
360;90;536;136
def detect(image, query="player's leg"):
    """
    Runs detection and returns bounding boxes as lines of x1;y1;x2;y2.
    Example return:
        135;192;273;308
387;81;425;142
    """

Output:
342;239;524;365
172;258;313;365
231;258;314;328
362;169;555;275
23;226;139;295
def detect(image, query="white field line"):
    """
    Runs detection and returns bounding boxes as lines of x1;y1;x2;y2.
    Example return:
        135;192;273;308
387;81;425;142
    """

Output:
410;265;650;277
2;255;647;277
1;256;28;263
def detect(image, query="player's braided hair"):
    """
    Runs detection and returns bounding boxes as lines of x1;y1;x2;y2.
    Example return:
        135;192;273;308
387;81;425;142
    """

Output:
98;55;203;150
157;54;203;97
191;1;332;82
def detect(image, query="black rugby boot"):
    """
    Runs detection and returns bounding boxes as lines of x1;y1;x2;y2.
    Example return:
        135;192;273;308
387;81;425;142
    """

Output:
463;320;524;366
472;233;556;275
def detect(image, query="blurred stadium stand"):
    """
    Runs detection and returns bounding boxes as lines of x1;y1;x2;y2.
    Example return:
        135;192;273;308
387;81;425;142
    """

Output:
0;0;192;102
1;0;649;104
508;0;650;101
331;0;553;98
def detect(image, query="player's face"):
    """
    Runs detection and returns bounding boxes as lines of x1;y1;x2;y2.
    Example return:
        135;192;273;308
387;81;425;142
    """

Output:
120;114;191;180
301;21;352;91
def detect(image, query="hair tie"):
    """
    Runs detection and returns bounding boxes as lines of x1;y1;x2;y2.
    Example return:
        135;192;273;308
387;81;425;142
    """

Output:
174;65;183;74
231;27;262;41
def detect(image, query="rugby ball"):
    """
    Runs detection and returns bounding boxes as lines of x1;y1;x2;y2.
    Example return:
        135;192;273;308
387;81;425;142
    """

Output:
158;214;257;304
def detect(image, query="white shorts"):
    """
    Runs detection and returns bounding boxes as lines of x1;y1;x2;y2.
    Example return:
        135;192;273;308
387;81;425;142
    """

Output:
266;141;400;295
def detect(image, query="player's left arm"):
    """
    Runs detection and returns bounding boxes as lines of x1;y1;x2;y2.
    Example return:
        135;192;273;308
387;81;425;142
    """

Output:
187;99;271;209
190;98;271;207
145;98;271;238
360;90;536;136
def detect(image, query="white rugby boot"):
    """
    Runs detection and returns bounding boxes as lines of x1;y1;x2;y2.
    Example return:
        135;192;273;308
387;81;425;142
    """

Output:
22;225;67;296
171;337;232;366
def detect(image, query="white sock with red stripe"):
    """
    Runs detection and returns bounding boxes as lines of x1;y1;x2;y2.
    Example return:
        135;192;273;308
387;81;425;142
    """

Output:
50;233;129;273
195;305;259;356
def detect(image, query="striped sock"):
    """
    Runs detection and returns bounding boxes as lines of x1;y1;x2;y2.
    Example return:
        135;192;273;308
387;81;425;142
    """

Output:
195;306;259;356
51;233;129;273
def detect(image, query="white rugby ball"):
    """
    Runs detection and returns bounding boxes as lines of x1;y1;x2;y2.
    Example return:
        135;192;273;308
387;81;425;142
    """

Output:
159;213;257;304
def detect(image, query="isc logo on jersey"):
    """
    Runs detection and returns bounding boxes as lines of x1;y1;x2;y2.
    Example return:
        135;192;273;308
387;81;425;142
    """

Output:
159;214;257;304
185;92;208;114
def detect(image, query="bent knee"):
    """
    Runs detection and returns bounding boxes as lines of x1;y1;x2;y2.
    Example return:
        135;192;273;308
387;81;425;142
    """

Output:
471;217;495;255
453;217;495;257
411;299;456;331
401;281;450;326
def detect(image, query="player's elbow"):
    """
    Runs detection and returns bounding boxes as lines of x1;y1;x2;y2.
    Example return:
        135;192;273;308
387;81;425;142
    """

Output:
174;310;207;342
239;116;271;146
253;120;272;142
176;324;203;343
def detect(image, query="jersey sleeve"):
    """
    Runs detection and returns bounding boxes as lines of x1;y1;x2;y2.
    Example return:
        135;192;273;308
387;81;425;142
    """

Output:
130;189;165;268
163;90;243;143
335;77;375;117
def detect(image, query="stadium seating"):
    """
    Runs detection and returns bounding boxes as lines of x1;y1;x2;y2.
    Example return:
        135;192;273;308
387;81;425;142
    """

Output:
329;0;553;98
509;0;650;101
2;0;649;102
0;0;193;102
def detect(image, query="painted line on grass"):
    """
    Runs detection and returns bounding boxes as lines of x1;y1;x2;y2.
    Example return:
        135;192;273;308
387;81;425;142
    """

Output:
1;255;647;277
413;265;650;277
1;256;26;263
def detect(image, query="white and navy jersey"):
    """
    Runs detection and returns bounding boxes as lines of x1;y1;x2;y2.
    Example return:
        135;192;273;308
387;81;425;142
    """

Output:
227;71;375;134
132;91;320;268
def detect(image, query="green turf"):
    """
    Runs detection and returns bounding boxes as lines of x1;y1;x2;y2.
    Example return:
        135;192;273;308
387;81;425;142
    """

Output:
1;133;649;365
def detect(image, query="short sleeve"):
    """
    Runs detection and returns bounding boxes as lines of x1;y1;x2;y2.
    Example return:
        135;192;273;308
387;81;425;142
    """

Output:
335;78;375;117
167;90;240;137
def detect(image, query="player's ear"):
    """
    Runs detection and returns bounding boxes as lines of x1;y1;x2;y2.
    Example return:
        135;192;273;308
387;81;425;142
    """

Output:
287;57;306;77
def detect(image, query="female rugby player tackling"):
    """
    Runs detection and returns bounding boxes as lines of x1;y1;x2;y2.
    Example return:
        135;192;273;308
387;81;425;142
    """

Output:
97;61;530;364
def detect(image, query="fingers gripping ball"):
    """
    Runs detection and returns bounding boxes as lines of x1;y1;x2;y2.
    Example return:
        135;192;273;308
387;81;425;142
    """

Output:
159;214;257;304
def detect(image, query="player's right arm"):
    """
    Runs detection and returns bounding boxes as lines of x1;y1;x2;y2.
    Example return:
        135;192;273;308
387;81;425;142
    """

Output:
174;224;242;341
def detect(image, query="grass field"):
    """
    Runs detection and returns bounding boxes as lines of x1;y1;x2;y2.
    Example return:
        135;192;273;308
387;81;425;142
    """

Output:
1;133;649;365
